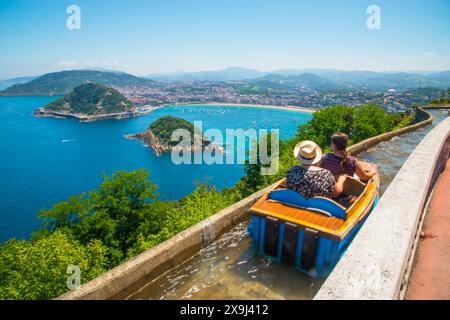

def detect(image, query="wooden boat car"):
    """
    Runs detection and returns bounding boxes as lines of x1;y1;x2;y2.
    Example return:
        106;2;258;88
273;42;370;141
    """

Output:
247;166;379;277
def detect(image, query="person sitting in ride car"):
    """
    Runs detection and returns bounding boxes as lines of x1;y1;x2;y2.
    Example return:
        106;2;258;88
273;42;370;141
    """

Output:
286;140;347;199
320;133;377;181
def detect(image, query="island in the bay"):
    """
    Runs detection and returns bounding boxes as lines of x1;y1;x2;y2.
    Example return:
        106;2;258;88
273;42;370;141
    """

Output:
125;115;223;156
34;83;154;121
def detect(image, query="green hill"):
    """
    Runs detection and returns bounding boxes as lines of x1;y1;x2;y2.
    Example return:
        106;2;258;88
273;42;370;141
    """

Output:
43;83;133;115
149;116;199;146
126;116;215;156
240;73;344;94
430;88;450;106
0;70;155;96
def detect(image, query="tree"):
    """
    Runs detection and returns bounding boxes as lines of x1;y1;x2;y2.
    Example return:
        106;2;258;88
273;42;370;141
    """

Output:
38;194;89;232
237;132;279;196
351;104;394;141
89;169;158;255
39;169;158;266
295;105;355;147
294;104;398;147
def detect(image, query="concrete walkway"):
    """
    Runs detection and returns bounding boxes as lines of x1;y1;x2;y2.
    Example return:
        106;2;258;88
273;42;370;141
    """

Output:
406;158;450;300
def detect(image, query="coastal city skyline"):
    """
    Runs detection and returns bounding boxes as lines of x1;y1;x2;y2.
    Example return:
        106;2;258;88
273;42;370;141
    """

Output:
1;0;450;78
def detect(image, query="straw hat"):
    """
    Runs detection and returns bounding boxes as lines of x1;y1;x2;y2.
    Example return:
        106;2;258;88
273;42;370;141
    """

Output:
293;140;322;165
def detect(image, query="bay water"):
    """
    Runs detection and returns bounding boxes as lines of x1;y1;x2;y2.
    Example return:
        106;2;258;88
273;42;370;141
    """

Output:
0;97;311;242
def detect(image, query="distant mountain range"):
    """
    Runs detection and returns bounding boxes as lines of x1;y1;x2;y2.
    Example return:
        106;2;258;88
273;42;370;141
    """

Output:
0;67;449;96
0;76;38;91
146;67;450;90
250;73;344;91
146;67;263;82
0;70;155;96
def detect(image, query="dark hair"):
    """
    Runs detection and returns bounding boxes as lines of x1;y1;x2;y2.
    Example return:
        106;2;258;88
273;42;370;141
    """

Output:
332;133;350;169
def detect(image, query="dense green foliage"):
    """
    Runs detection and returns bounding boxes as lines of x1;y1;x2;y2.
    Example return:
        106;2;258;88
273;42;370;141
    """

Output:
44;83;133;115
239;104;415;194
294;104;410;146
37;170;159;266
128;185;236;256
0;231;107;299
0;104;415;299
149;115;206;146
430;88;450;106
0;70;155;96
0;170;236;299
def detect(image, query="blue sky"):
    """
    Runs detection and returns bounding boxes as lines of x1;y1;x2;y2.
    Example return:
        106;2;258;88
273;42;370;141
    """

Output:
0;0;449;78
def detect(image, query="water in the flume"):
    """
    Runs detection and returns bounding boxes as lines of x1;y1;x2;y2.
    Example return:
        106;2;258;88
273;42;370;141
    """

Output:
124;110;449;300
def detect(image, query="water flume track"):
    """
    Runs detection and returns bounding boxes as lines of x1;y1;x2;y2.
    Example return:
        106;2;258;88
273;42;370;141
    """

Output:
123;109;449;300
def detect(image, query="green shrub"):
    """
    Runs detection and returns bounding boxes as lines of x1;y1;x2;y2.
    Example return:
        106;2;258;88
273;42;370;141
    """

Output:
296;105;356;147
350;104;396;141
0;231;107;300
128;184;235;257
39;169;158;267
238;104;414;195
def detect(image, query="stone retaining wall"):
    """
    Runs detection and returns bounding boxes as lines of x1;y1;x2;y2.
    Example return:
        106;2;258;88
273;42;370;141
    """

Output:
57;106;437;300
57;182;279;299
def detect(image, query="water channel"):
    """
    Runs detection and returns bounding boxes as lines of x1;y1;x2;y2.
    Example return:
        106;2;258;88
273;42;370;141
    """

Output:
125;109;449;300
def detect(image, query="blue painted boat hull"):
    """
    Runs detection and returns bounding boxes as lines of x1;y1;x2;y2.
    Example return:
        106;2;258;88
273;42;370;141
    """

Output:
247;195;379;278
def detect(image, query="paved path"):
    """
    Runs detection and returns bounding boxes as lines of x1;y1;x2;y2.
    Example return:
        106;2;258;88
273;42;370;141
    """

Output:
406;158;450;300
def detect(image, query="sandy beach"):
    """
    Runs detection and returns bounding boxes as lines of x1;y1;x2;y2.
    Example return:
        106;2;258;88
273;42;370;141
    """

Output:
163;102;316;113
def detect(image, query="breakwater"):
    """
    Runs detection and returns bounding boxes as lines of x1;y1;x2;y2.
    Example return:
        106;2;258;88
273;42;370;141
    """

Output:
33;108;147;122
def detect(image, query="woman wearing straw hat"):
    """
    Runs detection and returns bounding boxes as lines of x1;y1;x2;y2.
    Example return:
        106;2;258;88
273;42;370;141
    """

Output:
287;140;347;199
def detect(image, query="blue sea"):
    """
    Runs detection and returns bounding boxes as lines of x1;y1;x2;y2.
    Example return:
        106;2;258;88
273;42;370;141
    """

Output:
0;96;311;242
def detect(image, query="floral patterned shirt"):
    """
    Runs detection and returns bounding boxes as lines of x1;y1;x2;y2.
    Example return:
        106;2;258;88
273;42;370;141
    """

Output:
286;165;334;199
